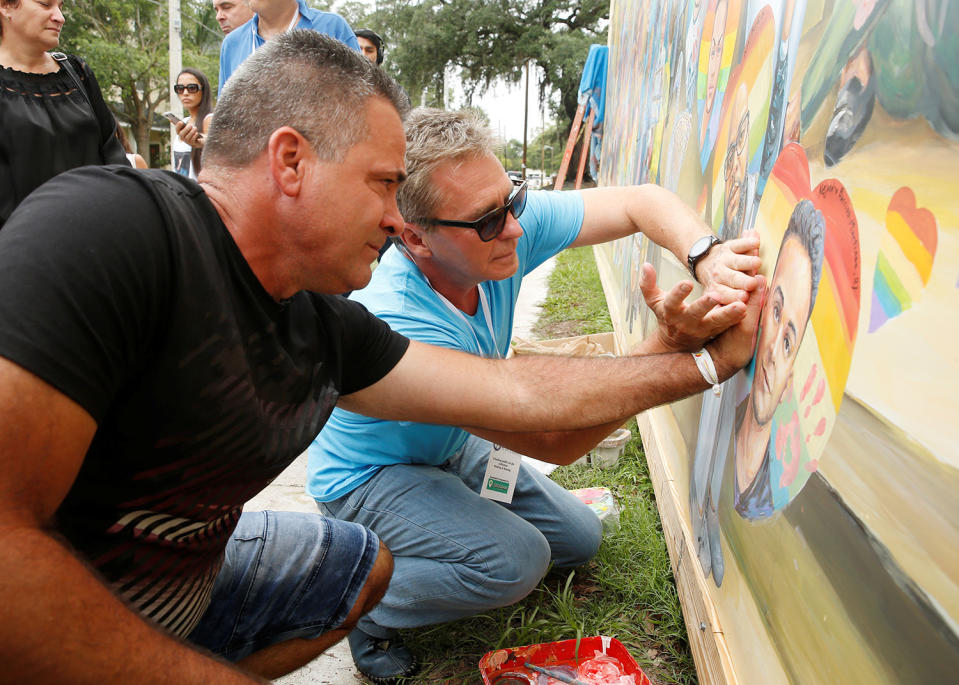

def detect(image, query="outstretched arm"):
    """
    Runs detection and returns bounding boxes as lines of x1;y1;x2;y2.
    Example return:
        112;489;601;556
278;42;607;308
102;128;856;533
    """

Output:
570;185;761;304
462;263;750;462
0;357;263;684
340;276;765;435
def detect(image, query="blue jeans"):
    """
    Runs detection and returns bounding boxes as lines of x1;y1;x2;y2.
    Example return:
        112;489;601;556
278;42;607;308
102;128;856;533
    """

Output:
187;510;379;661
317;436;602;635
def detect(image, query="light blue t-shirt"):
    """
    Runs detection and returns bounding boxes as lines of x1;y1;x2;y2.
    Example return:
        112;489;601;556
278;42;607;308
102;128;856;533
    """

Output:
218;0;360;96
307;189;585;502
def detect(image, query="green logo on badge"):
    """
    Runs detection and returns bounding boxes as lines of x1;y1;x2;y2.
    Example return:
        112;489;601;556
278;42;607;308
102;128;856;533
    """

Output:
486;477;509;494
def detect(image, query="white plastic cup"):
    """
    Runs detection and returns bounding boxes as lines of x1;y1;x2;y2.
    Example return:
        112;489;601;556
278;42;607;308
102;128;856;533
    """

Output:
591;427;632;468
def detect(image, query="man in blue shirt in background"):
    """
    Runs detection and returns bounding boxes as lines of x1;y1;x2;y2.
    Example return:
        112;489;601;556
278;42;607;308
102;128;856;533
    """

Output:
308;108;762;682
218;0;358;95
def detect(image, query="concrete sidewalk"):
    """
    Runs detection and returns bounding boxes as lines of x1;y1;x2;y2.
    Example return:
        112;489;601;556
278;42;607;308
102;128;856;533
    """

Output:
243;258;556;683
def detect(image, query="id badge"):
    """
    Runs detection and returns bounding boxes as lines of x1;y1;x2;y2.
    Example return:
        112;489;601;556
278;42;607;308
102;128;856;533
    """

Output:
480;444;523;503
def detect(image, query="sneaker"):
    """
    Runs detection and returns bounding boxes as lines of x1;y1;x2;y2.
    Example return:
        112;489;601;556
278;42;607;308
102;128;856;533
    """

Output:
347;625;418;684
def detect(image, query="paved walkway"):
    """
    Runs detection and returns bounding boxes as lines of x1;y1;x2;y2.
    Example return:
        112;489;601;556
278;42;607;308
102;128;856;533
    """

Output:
243;258;556;682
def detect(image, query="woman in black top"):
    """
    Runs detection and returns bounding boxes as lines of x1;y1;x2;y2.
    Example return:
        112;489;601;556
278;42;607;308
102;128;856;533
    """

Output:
0;0;127;227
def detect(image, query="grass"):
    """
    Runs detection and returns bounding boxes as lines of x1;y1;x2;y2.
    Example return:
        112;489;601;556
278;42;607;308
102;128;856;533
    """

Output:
532;246;614;339
394;247;696;683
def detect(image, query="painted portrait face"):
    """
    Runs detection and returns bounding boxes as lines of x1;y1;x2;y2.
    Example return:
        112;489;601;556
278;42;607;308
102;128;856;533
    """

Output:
705;0;728;120
750;235;813;426
724;84;749;236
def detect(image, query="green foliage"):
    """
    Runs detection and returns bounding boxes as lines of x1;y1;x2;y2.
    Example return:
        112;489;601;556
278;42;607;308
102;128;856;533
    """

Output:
360;0;608;131
59;0;221;157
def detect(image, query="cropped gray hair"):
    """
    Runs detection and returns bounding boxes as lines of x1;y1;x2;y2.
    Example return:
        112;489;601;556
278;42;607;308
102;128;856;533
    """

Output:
204;30;409;167
399;108;496;226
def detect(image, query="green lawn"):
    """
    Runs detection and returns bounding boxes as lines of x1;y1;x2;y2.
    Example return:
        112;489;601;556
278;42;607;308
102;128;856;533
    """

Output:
397;247;696;684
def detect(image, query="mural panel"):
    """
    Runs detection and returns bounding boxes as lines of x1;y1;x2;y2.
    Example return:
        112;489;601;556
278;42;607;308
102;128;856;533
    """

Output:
598;0;959;681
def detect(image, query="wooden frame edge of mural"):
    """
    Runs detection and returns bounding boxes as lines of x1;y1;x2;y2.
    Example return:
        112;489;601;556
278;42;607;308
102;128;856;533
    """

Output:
592;245;737;685
637;410;737;685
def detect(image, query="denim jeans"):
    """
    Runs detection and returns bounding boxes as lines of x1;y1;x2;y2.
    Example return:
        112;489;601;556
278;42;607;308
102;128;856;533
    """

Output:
187;510;379;660
317;435;602;635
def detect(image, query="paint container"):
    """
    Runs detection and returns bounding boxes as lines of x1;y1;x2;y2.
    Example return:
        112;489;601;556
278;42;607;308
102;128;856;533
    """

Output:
590;427;632;468
479;636;650;685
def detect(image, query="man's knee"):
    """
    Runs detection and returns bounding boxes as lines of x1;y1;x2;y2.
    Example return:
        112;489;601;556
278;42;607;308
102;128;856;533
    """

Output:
483;525;551;602
554;505;603;568
343;540;393;630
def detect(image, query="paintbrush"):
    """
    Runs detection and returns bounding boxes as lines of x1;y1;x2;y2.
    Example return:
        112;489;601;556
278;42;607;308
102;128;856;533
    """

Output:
523;662;590;685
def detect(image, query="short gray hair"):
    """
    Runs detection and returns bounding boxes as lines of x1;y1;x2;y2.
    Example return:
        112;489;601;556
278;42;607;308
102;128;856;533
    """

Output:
399;108;496;226
204;30;409;167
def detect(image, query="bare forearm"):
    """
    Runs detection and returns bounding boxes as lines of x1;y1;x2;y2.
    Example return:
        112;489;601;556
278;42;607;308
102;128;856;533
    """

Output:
573;184;708;260
465;418;626;465
0;526;262;684
345;341;721;434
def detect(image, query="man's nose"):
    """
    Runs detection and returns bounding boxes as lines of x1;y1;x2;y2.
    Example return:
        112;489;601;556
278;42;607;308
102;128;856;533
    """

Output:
499;213;523;240
380;199;404;236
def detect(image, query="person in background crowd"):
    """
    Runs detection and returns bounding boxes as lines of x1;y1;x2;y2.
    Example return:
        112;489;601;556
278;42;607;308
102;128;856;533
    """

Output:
171;67;214;179
0;0;127;228
116;123;148;169
213;0;253;35
217;0;358;95
354;27;383;65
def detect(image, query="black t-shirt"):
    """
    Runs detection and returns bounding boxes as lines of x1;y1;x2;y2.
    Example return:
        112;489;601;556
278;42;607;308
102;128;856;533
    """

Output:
0;55;128;227
0;166;409;636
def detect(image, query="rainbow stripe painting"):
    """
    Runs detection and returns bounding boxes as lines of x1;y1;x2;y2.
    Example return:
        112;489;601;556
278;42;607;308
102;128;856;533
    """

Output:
868;187;938;333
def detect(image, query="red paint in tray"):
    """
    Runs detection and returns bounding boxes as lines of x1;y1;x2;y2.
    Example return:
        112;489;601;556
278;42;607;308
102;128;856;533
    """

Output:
479;636;652;685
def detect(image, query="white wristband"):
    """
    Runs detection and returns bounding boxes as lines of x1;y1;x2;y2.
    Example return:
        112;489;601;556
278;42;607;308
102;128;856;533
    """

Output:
692;349;721;396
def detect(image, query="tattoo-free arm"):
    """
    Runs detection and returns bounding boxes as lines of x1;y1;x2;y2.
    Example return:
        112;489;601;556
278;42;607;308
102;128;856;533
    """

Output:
339;278;763;434
0;357;263;684
570;185;761;303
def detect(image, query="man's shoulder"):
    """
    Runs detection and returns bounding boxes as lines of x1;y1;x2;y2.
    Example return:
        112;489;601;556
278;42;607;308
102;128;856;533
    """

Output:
351;257;465;342
6;166;208;256
220;22;250;58
352;255;424;315
299;5;356;42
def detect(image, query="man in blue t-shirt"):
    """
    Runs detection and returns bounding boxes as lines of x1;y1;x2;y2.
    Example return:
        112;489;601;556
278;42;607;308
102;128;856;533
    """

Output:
218;0;359;96
307;108;763;681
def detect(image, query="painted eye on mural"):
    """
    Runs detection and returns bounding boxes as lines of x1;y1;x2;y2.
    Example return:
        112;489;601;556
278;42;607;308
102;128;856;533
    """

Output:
710;36;722;61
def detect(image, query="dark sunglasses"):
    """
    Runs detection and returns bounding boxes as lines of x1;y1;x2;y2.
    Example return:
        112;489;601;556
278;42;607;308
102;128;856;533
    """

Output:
174;83;202;94
430;180;528;242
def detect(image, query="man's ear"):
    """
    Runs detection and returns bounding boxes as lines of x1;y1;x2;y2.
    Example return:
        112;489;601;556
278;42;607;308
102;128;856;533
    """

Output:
399;221;433;259
267;126;312;197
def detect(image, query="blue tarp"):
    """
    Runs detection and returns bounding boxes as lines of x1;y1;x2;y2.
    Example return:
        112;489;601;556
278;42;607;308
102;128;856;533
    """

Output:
578;44;608;179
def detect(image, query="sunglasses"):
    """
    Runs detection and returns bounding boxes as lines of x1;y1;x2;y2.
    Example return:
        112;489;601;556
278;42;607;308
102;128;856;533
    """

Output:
174;83;202;94
430;180;528;242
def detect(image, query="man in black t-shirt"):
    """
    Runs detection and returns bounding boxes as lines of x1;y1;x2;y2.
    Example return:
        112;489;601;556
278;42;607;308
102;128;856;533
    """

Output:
0;32;763;683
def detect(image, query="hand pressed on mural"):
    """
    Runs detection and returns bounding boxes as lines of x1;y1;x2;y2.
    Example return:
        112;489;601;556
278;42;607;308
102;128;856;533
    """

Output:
635;264;745;355
692;229;762;303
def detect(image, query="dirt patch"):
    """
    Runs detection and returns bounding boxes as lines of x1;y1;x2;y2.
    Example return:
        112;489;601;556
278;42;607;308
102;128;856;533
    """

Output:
532;318;585;340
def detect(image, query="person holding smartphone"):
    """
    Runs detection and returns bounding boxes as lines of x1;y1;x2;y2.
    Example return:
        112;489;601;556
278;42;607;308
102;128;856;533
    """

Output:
170;67;213;179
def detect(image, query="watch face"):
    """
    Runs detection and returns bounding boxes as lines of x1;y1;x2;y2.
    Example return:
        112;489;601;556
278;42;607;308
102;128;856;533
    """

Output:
688;235;720;278
691;235;716;258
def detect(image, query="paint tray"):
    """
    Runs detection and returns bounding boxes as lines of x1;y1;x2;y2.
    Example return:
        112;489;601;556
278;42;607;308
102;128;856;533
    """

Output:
479;635;651;684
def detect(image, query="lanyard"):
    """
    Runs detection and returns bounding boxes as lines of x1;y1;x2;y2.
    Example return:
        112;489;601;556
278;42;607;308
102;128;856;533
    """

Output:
250;7;300;53
425;279;501;359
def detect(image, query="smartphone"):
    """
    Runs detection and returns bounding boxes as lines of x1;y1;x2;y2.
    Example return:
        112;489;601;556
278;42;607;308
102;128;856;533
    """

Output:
164;111;204;140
